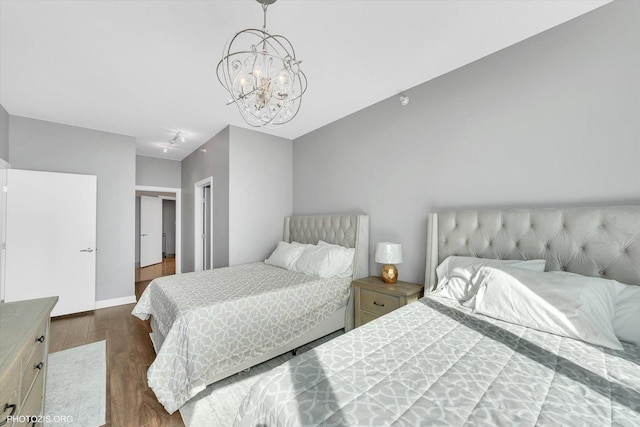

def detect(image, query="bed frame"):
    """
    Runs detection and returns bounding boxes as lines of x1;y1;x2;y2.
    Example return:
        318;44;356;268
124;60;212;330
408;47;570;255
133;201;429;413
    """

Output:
151;214;369;391
425;206;640;291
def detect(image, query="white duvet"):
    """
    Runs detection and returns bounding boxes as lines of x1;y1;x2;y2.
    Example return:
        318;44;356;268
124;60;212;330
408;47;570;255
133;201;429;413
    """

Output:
132;262;351;413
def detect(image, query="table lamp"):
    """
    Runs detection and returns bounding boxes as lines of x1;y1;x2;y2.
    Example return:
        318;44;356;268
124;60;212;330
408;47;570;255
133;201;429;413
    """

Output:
375;242;403;284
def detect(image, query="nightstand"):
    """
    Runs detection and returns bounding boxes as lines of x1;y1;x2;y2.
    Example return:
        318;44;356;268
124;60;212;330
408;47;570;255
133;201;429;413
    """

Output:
353;276;424;327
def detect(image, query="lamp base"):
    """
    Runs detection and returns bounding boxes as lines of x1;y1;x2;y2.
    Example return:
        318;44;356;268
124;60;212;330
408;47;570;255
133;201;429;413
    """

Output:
381;264;398;284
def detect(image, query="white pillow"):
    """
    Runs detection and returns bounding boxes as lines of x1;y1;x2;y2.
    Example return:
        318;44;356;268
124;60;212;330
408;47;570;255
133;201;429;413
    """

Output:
294;243;355;278
432;256;546;301
548;271;640;345
317;240;355;278
264;241;306;270
469;265;624;350
613;284;640;345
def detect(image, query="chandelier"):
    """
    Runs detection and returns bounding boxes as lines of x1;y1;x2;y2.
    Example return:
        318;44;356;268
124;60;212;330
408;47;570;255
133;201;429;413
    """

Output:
216;0;307;127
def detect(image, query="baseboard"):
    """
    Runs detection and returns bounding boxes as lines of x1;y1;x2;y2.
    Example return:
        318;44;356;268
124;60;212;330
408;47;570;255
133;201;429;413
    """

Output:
95;295;137;309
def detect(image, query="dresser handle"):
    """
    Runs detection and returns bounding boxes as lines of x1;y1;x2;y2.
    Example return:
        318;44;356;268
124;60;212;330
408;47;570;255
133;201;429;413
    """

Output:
36;335;45;343
373;301;385;307
0;403;16;426
34;362;44;370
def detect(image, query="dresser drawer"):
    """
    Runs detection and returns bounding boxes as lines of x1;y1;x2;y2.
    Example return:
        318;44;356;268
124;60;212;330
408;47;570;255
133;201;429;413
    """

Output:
21;320;47;401
14;368;45;427
359;289;400;316
0;359;21;426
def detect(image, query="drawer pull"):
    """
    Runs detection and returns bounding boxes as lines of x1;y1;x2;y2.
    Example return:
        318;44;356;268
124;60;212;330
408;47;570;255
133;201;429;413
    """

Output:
34;362;44;370
373;301;385;307
0;403;17;426
36;335;45;343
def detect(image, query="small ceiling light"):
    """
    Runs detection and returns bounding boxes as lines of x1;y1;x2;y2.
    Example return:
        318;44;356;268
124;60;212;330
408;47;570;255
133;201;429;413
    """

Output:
216;0;307;127
399;95;410;106
163;131;186;153
169;131;185;145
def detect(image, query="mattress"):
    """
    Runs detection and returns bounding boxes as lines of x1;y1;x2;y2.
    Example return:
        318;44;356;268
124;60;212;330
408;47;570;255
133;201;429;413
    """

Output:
131;262;351;413
235;295;640;426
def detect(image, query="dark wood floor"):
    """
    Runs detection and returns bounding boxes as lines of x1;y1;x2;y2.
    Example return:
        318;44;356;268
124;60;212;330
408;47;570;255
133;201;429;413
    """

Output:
50;259;183;426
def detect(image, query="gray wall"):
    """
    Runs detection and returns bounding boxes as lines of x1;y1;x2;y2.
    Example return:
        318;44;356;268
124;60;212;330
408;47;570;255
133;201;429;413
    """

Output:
9;116;136;301
0;105;9;162
292;0;640;284
229;127;292;265
163;199;176;256
181;126;230;272
180;125;293;272
135;196;140;266
136;155;181;188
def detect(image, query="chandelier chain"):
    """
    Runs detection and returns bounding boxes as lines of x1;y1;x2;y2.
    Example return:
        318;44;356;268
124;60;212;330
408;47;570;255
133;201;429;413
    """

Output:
262;3;268;33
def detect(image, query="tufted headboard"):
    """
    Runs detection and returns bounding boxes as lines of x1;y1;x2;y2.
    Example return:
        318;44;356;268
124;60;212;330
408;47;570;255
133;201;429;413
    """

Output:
283;214;369;281
425;206;640;291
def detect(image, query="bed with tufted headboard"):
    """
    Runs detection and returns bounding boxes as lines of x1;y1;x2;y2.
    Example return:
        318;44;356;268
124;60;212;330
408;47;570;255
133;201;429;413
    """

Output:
425;206;640;290
236;206;640;426
132;214;369;413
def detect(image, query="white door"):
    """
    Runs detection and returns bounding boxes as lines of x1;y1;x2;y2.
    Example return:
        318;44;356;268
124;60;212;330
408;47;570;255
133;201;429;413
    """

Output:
140;196;162;267
5;169;96;316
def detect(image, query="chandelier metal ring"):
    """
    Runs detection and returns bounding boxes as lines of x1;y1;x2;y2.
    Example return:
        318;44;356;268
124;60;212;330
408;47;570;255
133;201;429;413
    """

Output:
216;0;307;127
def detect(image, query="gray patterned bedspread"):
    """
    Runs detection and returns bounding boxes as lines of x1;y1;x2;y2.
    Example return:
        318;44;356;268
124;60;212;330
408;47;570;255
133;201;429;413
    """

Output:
235;295;640;426
131;262;351;414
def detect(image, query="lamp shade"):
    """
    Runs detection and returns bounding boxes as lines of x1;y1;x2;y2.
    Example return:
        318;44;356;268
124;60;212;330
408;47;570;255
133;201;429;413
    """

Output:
375;242;403;264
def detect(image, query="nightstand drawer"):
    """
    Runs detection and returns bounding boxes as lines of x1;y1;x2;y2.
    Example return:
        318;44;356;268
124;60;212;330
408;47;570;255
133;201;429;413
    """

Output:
360;289;400;316
358;310;379;326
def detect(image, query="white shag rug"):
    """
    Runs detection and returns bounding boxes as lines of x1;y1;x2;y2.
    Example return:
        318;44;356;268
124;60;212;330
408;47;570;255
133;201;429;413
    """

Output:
45;340;106;427
179;332;341;427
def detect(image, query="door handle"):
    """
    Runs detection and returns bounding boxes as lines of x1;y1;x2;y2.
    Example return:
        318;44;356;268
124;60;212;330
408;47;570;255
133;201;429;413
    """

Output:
141;234;148;237
80;248;94;253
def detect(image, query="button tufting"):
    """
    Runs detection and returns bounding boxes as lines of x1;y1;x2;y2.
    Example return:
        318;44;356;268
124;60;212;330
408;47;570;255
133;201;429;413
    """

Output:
599;224;605;229
515;241;520;247
622;247;628;253
581;246;586;251
561;266;566;271
599;270;605;275
545;243;551;249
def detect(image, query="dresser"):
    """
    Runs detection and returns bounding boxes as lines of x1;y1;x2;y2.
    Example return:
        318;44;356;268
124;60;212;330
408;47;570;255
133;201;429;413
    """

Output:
0;297;58;427
353;276;423;327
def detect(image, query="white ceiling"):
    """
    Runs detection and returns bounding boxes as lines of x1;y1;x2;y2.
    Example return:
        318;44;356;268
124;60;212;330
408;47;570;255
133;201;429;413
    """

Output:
0;0;609;161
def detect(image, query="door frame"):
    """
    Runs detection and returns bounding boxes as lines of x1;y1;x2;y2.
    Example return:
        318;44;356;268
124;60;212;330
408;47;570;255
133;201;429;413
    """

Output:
135;185;182;274
194;177;213;272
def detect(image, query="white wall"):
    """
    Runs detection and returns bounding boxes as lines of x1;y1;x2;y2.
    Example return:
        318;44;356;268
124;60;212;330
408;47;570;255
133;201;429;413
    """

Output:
292;0;640;284
229;126;292;265
9;116;136;302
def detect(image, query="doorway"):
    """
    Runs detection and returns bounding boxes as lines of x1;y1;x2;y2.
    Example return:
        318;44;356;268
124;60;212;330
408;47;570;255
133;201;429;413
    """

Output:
194;177;213;272
135;186;181;286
